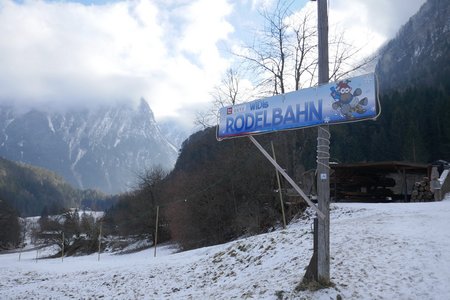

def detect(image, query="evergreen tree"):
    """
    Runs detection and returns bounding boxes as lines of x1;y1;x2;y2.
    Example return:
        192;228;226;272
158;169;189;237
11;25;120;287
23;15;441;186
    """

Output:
0;199;20;250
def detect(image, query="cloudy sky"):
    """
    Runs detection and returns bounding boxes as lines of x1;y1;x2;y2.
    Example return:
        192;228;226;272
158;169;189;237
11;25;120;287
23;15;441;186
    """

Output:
0;0;426;127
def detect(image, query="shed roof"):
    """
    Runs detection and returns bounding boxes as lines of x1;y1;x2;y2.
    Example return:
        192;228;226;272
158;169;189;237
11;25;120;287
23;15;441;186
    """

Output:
331;161;430;173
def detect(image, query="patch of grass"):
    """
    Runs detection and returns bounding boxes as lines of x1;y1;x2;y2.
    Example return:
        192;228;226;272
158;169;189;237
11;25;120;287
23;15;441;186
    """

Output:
295;279;335;292
212;251;224;263
265;244;274;251
275;290;285;300
226;271;236;277
228;249;237;257
237;243;249;252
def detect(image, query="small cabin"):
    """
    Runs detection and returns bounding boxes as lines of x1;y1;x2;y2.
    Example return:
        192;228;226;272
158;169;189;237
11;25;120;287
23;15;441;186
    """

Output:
330;161;431;202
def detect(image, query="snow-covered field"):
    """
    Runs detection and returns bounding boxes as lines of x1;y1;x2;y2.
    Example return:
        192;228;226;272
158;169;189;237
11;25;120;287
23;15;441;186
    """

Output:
1;196;450;299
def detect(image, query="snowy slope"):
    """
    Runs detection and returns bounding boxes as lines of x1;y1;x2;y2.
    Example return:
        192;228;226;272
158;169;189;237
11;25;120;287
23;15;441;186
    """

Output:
1;197;450;299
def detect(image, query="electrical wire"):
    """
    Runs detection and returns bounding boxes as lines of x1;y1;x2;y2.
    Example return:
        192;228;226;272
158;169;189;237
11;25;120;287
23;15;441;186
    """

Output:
156;138;280;208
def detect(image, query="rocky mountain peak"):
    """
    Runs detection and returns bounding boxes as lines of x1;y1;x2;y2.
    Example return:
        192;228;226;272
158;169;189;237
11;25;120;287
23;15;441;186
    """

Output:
138;97;152;115
0;101;178;194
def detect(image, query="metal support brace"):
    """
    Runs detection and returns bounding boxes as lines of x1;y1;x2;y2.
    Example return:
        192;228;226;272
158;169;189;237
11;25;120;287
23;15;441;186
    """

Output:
248;136;325;220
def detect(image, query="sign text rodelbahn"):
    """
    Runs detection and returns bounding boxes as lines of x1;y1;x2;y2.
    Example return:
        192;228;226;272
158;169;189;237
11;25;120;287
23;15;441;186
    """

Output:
217;73;377;140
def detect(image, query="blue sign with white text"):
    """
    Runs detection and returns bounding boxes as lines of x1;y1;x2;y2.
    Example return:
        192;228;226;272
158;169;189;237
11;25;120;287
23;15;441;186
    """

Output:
217;73;377;140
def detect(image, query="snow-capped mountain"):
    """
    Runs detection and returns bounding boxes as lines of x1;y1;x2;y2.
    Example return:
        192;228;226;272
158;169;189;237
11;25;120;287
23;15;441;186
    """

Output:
0;99;177;194
158;119;193;150
376;0;450;92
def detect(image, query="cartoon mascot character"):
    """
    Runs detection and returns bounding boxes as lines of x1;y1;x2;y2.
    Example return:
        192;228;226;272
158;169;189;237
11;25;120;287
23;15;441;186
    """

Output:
330;80;368;119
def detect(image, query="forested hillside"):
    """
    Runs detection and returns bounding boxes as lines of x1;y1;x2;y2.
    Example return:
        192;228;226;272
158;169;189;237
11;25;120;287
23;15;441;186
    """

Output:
376;0;449;92
333;0;450;164
331;84;450;163
0;157;113;217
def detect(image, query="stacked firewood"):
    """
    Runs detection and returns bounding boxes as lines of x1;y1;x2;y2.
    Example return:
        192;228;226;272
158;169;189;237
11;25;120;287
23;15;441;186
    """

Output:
411;177;434;202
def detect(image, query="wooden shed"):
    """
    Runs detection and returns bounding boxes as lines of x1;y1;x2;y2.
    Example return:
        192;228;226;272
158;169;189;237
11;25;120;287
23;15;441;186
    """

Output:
330;161;431;202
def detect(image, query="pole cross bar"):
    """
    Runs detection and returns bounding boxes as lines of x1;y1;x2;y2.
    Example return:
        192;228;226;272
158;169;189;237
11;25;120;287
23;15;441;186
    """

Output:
248;136;326;220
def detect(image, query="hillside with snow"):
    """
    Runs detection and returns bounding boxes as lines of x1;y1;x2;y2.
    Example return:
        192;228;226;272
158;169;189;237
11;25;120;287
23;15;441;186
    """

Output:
1;196;449;299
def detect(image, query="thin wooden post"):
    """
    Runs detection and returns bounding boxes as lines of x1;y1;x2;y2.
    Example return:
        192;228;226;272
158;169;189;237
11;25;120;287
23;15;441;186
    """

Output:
62;232;65;261
154;205;159;258
271;141;287;229
19;239;24;262
98;222;102;261
403;169;408;202
19;220;26;261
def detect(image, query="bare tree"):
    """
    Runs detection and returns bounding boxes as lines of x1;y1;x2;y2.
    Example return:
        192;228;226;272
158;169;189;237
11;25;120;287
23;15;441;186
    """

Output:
136;166;167;207
234;0;374;92
213;68;240;106
291;9;318;90
233;0;294;95
328;28;377;82
195;67;245;129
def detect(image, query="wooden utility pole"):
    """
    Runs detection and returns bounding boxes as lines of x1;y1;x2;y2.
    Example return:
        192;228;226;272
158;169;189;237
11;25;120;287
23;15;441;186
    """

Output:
154;205;159;258
271;141;287;229
316;0;331;284
304;0;331;285
98;222;102;261
62;232;65;262
19;220;26;262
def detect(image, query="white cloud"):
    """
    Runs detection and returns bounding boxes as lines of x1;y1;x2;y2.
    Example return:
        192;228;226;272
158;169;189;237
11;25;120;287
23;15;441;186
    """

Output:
249;0;275;11
0;0;233;124
329;0;426;44
288;0;426;74
0;0;425;127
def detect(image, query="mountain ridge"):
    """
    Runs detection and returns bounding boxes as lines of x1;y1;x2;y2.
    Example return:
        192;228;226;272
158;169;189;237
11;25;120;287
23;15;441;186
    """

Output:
0;99;178;194
376;0;450;92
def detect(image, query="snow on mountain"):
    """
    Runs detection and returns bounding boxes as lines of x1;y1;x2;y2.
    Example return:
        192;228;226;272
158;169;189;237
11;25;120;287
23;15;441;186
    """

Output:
1;197;449;299
376;0;450;91
0;99;177;194
158;119;193;150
